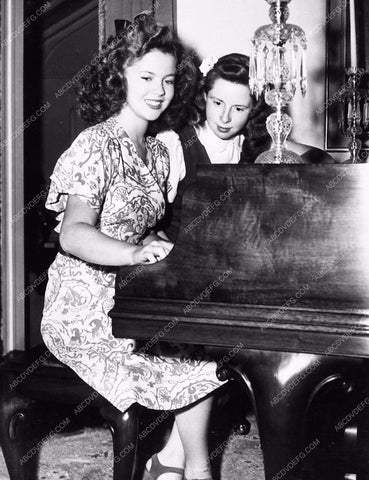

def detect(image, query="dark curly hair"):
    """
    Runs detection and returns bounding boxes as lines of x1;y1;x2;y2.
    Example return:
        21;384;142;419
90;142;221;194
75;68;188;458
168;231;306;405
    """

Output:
76;14;197;131
186;53;273;162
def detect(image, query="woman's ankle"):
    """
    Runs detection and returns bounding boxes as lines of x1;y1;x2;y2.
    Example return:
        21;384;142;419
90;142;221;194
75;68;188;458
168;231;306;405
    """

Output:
184;465;212;480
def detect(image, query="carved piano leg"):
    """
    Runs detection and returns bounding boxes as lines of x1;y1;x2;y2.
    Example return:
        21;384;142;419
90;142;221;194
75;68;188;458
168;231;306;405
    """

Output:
229;350;364;480
212;372;252;439
99;402;139;480
219;353;305;479
217;352;308;479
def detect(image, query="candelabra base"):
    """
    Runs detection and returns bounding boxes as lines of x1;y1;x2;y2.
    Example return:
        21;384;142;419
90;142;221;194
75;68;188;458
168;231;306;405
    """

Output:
255;148;305;164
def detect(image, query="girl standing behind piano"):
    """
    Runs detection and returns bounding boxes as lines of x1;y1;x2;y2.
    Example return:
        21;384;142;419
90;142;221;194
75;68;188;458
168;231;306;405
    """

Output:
41;14;225;480
156;53;332;241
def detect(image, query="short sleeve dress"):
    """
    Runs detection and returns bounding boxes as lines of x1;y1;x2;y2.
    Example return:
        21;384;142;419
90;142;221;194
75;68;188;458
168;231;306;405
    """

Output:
41;116;224;413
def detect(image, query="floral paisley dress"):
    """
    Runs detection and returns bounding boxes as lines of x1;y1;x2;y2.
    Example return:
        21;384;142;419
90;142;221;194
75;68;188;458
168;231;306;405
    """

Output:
41;117;224;413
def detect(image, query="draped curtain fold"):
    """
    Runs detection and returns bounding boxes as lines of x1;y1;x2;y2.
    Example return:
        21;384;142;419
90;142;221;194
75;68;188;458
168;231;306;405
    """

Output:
101;0;176;39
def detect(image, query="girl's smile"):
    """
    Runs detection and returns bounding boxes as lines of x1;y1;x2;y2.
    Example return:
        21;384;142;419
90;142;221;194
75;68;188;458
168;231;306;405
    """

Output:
145;99;165;110
122;49;177;124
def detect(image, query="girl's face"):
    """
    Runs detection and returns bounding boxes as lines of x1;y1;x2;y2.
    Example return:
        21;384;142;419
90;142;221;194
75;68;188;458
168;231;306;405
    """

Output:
123;49;176;123
205;78;253;140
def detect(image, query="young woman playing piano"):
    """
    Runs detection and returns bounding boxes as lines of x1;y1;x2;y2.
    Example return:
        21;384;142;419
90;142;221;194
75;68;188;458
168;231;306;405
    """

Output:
41;14;225;480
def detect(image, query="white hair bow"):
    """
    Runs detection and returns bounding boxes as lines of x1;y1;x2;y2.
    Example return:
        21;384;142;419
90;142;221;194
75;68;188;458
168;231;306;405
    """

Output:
199;56;219;77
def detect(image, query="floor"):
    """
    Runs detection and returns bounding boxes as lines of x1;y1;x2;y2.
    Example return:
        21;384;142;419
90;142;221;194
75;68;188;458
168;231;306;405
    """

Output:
0;414;264;480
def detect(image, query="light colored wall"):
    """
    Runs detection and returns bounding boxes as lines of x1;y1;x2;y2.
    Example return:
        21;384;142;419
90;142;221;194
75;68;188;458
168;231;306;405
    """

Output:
177;0;328;150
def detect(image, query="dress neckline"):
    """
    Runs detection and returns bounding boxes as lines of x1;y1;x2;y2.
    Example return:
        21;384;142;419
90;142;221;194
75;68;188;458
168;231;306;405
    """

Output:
105;116;156;166
195;121;244;164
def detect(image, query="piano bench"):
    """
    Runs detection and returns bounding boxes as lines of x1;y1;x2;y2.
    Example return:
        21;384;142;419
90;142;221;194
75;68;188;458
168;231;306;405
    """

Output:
0;346;140;480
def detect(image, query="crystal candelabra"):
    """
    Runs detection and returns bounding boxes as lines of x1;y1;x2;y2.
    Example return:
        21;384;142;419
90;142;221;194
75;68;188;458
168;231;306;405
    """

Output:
249;0;307;163
338;67;369;163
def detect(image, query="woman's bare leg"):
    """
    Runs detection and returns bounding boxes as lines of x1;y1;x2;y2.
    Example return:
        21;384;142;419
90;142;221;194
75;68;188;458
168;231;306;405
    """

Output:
175;395;213;479
145;395;213;479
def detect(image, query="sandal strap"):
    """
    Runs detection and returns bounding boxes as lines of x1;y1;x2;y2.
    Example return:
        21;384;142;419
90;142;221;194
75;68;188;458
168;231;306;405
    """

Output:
150;453;184;476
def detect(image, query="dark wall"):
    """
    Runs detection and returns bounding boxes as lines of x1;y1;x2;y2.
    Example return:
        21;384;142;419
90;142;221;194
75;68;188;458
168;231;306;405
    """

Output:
23;0;98;347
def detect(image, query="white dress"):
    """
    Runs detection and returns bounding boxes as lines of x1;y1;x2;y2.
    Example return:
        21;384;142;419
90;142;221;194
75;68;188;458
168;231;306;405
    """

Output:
157;121;244;202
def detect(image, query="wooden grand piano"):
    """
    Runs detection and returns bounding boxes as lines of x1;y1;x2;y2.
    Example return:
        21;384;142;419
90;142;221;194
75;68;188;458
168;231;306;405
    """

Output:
110;164;369;480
